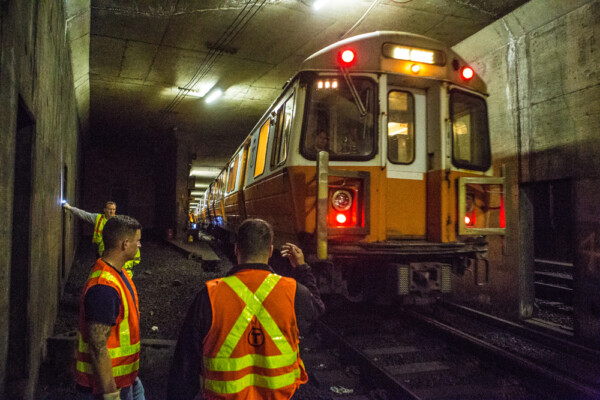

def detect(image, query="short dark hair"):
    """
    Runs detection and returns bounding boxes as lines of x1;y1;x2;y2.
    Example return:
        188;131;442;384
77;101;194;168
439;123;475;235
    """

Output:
236;219;273;258
103;215;141;251
104;201;116;208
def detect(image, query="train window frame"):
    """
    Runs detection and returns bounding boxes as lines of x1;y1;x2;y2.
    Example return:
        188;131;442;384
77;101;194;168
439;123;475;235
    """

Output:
218;170;226;199
253;118;271;178
271;92;295;169
450;89;491;172
457;176;506;236
300;74;378;161
387;90;416;165
226;153;240;194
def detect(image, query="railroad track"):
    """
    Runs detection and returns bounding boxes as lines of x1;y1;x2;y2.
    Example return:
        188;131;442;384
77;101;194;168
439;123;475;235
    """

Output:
430;301;600;399
298;297;600;399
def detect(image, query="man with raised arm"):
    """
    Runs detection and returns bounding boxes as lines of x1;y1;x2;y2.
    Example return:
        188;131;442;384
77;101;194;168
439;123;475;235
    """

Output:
63;201;140;277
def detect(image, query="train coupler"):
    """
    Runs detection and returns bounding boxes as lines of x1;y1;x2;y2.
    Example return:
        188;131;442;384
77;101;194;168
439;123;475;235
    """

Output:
396;262;451;295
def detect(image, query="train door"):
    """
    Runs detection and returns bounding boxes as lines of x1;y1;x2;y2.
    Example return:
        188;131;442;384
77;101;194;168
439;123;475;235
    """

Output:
384;88;427;238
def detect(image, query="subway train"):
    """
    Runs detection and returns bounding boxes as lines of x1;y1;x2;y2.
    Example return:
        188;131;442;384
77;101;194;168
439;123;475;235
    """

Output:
200;31;506;303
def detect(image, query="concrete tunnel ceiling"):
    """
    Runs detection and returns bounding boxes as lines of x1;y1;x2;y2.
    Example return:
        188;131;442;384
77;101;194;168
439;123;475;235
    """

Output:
88;0;531;203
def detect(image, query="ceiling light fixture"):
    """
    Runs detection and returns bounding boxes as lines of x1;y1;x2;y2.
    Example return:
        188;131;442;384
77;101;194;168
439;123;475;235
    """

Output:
312;0;328;10
205;88;223;103
189;166;221;178
301;0;328;10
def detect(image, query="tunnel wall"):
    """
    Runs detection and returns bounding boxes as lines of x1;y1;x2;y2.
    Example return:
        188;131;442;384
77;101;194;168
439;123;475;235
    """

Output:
80;143;158;234
452;0;600;345
0;1;84;398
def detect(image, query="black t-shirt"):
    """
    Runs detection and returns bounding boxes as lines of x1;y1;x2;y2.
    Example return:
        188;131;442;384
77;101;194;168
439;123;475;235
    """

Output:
84;265;137;325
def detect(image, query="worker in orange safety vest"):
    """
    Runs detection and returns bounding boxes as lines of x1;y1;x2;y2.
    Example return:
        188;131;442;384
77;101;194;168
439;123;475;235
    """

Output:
75;215;144;400
167;218;325;399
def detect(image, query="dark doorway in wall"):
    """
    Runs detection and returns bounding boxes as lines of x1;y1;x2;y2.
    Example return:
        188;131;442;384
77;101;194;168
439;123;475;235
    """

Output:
533;179;573;263
7;97;35;390
531;179;574;327
111;187;129;216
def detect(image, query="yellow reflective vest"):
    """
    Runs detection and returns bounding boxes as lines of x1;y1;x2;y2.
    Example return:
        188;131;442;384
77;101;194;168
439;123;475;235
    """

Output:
92;214;107;256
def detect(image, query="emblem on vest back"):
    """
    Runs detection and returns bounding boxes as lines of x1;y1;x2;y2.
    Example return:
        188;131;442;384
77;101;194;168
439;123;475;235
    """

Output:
248;327;265;347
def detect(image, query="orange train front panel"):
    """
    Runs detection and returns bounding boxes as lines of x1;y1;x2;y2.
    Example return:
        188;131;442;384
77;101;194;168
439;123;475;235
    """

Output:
236;165;485;246
384;177;427;238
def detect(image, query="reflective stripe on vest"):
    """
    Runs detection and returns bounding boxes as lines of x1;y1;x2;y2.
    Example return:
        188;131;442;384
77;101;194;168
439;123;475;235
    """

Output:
204;368;302;394
76;269;139;376
215;275;292;357
76;359;140;376
203;274;302;393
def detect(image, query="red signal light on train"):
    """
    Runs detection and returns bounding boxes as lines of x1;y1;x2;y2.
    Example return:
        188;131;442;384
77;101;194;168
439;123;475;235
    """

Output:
464;211;475;227
339;49;356;66
461;66;474;80
336;213;347;224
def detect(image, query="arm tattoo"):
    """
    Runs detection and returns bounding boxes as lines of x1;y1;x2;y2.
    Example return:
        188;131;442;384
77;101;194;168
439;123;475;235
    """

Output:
88;322;112;355
87;322;118;393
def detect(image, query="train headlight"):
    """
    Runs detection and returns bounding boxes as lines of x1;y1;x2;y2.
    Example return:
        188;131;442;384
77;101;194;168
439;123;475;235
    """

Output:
331;190;352;211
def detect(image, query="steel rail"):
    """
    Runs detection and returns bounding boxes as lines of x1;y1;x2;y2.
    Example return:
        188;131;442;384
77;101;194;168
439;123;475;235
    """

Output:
316;320;421;400
439;300;595;360
404;307;600;400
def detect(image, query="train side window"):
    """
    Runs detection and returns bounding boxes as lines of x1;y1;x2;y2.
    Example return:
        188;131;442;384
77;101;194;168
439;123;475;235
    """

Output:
450;89;491;171
271;93;295;168
254;119;271;177
387;90;415;164
226;154;239;193
218;171;226;199
240;143;250;188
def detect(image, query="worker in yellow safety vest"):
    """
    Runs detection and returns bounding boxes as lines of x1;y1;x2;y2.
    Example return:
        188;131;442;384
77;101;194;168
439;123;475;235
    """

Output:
167;218;325;399
63;200;140;277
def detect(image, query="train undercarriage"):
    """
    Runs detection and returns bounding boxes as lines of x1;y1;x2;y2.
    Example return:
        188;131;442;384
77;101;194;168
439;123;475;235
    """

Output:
307;238;489;304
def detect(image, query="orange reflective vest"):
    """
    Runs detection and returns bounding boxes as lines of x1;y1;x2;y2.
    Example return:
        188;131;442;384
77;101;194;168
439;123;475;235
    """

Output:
202;269;308;399
92;214;107;255
75;259;141;392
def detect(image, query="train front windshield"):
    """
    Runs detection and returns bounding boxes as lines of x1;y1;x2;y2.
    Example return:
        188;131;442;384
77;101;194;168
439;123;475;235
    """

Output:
301;75;376;160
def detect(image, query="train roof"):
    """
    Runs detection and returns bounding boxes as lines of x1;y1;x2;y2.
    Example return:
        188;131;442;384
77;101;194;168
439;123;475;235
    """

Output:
300;31;487;94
